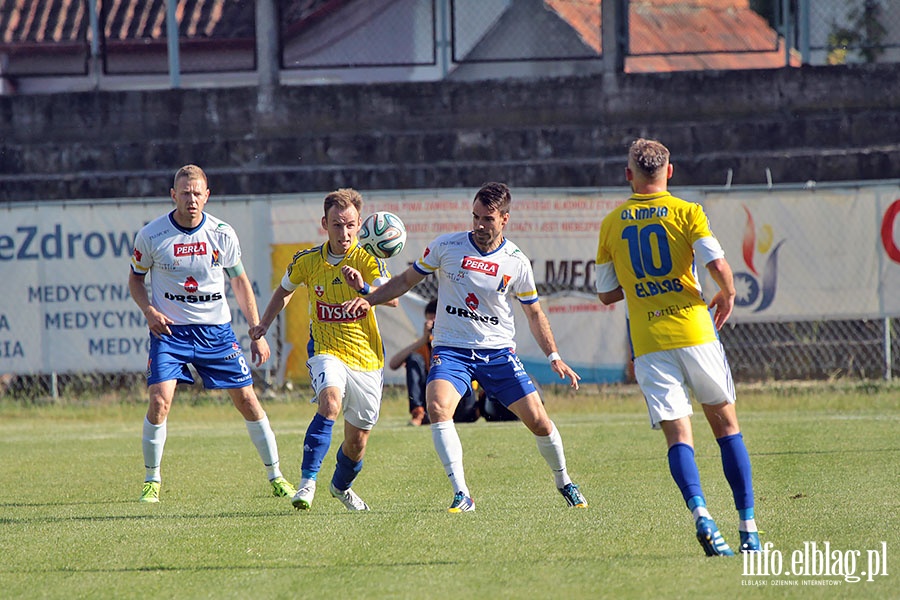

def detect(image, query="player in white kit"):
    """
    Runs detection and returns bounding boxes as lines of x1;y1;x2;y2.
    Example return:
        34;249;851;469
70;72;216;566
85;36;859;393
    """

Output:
129;164;295;503
343;182;586;512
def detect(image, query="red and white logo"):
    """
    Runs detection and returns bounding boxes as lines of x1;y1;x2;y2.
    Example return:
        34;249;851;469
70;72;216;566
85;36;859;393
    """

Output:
316;301;361;322
184;276;199;293
314;285;325;297
465;292;479;311
461;256;499;276
132;248;142;262
174;242;208;256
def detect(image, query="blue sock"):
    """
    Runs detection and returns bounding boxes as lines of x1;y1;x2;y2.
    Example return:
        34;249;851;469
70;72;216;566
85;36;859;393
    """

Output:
300;413;335;480
331;445;363;492
717;432;755;512
667;443;704;507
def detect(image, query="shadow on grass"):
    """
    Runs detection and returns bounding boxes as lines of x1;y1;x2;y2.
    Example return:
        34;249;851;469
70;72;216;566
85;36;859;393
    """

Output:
0;559;466;574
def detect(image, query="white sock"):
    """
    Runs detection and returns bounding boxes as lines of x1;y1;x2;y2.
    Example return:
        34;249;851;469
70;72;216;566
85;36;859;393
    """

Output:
431;420;468;496
535;422;571;489
245;414;282;480
740;519;758;532
692;506;712;522
142;417;166;483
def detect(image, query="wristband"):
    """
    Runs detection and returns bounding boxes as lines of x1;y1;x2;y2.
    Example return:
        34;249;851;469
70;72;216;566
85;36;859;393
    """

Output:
358;282;370;295
547;351;561;363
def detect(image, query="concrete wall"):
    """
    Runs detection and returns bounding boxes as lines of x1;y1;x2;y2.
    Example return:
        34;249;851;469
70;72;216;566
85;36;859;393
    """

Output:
2;63;899;201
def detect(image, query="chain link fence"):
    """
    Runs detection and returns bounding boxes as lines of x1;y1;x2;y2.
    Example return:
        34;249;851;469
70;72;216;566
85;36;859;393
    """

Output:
281;0;437;69
450;0;601;63
803;0;900;65
626;0;779;57
720;319;894;381
101;0;257;75
4;1;900;84
525;290;897;384
3;315;896;403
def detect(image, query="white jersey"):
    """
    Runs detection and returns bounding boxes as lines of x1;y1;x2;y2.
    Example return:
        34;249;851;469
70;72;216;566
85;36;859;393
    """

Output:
130;211;240;325
413;231;538;350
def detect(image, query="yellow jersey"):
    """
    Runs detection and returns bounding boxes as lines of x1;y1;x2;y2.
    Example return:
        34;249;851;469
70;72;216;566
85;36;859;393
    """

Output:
281;241;390;371
596;191;720;357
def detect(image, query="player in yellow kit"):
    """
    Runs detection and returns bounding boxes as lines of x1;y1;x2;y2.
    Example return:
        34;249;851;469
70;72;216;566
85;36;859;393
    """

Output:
595;139;759;556
250;188;397;511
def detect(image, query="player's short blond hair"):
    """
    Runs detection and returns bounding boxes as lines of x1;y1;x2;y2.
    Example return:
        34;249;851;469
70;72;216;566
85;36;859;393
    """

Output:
629;139;670;176
323;188;363;219
173;164;208;188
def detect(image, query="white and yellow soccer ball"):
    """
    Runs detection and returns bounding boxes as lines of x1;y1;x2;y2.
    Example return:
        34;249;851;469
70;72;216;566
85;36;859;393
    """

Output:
358;211;407;258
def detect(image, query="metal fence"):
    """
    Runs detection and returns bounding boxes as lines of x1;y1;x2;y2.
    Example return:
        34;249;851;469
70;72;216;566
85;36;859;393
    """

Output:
4;301;897;402
414;275;899;383
449;0;601;63
801;0;900;65
3;0;900;85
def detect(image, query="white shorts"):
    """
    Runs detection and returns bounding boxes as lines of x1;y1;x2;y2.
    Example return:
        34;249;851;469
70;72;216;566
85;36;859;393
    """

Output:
634;341;735;430
307;353;383;430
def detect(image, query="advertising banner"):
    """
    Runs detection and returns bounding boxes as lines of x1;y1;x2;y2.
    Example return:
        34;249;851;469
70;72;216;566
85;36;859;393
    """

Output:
267;189;629;385
702;188;882;322
0;199;266;375
3;182;897;384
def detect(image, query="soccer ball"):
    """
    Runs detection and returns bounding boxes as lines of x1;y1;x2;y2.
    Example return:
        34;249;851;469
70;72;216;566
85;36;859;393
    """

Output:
358;211;407;258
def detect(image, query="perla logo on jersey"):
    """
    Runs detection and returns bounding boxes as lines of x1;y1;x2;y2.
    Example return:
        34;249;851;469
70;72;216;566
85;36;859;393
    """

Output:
461;256;499;276
174;242;208;256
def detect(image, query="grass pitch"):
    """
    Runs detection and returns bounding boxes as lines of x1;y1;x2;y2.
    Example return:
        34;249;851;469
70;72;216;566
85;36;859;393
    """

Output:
0;382;896;599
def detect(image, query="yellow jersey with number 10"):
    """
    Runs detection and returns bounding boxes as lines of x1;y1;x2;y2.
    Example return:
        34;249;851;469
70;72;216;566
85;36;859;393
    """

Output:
596;191;719;357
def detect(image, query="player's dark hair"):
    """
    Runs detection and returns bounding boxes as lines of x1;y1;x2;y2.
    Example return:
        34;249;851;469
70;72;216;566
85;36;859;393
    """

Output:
324;188;363;219
474;182;511;215
629;139;670;176
425;298;438;315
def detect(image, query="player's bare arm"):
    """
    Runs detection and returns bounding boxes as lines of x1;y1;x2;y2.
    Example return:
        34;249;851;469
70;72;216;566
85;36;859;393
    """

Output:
128;270;174;338
340;265;400;308
343;265;425;315
388;320;433;370
705;257;736;330
521;301;581;390
594;260;624;305
229;271;270;366
249;285;295;340
597;287;624;305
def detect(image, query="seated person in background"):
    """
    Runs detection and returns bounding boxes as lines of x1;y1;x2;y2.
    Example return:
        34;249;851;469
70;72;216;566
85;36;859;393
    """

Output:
391;298;536;425
390;299;480;426
479;381;534;422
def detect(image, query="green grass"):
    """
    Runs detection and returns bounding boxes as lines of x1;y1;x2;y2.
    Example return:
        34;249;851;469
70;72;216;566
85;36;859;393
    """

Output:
0;383;897;599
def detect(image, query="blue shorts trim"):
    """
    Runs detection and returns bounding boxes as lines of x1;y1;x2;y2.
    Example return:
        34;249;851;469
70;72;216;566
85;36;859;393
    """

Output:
426;346;536;407
146;324;254;389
